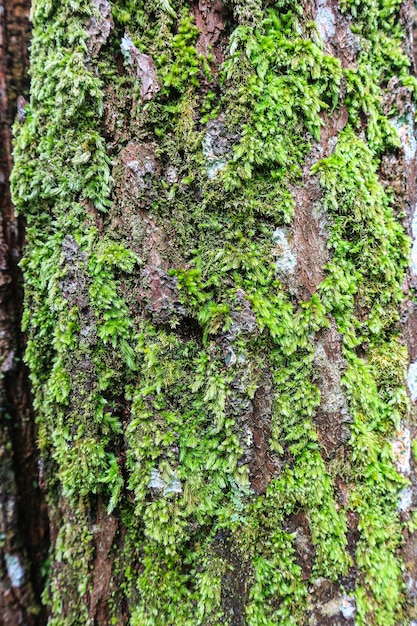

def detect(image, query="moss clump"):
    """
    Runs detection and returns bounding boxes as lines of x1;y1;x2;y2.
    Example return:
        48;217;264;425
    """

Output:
222;9;342;187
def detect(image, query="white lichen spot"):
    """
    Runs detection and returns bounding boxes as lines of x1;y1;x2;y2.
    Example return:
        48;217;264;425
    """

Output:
164;475;182;495
391;110;417;164
120;33;135;65
165;166;178;184
148;468;182;496
315;1;336;42
340;594;356;620
202;119;232;179
244;425;253;448
321;593;356;619
202;132;227;179
408;360;417;401
392;424;411;475
399;486;413;512
5;553;25;587
272;228;297;275
225;347;237;366
148;468;165;490
410;203;417;276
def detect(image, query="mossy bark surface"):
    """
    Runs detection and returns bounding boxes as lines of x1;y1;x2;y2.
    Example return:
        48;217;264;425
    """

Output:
9;0;417;624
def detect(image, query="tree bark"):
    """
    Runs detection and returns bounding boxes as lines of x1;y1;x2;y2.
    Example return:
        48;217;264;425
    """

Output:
0;0;48;623
6;0;417;624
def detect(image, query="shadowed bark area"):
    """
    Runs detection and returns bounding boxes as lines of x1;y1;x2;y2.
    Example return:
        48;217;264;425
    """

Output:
0;0;48;623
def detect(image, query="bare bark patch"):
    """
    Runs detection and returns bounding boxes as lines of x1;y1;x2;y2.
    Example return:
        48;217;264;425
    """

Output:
313;322;350;458
193;0;230;64
212;530;252;626
312;0;360;69
89;499;118;623
308;578;356;625
120;34;160;101
289;107;348;299
248;371;276;495
87;0;114;57
286;511;315;580
138;266;186;326
119;142;158;198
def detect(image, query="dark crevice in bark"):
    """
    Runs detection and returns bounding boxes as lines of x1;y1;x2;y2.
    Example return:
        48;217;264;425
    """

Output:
0;0;49;623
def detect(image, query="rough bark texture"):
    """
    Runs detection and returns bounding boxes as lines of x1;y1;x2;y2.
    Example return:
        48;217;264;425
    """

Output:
6;0;417;624
0;0;48;623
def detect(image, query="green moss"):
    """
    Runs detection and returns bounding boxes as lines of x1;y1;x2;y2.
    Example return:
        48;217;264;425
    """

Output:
11;0;416;622
222;9;342;187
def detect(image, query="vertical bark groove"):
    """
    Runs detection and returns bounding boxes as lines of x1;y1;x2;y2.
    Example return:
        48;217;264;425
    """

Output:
0;0;48;623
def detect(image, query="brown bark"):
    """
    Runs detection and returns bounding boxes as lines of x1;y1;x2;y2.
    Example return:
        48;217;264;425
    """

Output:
0;0;48;623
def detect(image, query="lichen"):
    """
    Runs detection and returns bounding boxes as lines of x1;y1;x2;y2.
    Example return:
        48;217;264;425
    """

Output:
4;553;25;587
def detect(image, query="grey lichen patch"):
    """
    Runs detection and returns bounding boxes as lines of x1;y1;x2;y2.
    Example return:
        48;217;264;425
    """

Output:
408;360;417;401
165;165;178;184
411;203;417;276
119;142;157;198
314;345;346;415
5;553;25;587
87;0;114;57
392;423;411;475
120;33;160;101
203;118;234;180
399;487;413;513
227;289;257;340
272;227;297;276
315;1;336;43
313;324;350;457
391;110;417;164
148;468;182;496
61;235;97;346
312;202;329;238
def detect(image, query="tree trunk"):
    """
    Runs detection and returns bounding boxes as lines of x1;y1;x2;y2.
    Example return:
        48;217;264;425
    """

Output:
0;0;48;622
7;0;417;624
